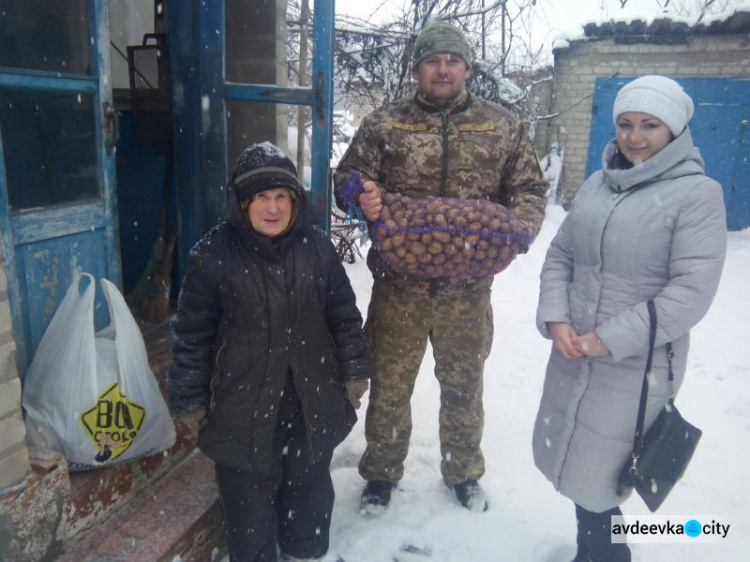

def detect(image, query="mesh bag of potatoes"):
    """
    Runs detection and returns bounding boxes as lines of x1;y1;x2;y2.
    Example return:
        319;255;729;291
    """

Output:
372;192;530;278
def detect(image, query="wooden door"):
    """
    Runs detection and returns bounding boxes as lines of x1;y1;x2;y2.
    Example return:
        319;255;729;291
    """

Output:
0;0;120;374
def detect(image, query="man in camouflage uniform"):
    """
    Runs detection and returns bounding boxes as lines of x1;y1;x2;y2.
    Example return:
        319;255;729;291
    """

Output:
334;20;548;513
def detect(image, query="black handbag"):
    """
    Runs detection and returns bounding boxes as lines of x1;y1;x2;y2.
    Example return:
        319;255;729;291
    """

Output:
616;300;702;512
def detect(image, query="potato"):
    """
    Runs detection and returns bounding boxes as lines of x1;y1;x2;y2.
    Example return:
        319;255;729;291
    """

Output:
410;241;427;255
427;240;444;255
373;193;526;278
433;231;451;244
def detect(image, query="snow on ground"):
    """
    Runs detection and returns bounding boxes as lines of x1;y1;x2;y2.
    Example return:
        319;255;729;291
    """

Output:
323;205;750;562
219;205;750;561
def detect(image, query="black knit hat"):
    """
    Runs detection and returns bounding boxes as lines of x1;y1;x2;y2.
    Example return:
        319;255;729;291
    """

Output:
232;141;303;201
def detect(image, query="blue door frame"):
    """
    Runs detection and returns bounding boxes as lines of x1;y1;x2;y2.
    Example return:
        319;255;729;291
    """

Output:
587;77;750;231
0;0;120;374
168;0;335;280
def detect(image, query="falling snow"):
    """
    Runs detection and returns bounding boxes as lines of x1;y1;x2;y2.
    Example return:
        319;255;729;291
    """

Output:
266;205;750;562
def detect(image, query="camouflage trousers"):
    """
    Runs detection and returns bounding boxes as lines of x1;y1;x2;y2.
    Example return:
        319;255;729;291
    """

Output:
359;280;494;485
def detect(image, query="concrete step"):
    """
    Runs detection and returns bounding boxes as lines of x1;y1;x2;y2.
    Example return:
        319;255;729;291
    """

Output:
58;412;199;541
58;449;226;562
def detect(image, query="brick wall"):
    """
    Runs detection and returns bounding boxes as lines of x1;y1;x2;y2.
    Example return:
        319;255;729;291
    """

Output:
549;31;750;205
0;242;31;488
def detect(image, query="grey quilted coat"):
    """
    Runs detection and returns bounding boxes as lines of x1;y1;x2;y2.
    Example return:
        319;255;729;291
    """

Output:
532;127;727;512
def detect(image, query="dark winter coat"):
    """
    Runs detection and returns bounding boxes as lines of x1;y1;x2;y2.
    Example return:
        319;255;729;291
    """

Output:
532;128;727;512
168;179;372;473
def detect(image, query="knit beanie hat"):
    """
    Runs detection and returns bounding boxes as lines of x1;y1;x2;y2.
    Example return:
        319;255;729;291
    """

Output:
232;141;303;201
412;21;472;68
613;75;694;136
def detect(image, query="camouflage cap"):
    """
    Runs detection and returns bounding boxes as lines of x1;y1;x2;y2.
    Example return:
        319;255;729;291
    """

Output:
412;21;472;68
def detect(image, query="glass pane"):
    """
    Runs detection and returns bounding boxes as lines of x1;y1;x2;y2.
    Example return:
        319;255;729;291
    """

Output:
225;0;291;87
1;89;99;210
0;0;91;75
226;101;310;185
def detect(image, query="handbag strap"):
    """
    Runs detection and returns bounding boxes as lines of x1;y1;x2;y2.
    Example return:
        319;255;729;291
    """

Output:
631;300;658;462
666;342;675;404
627;301;677;475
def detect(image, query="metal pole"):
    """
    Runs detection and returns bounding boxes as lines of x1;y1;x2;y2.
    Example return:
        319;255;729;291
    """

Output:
501;1;506;76
481;0;486;60
297;0;310;182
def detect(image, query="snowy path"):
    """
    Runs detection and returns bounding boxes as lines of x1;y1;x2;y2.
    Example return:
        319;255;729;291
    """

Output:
326;205;750;562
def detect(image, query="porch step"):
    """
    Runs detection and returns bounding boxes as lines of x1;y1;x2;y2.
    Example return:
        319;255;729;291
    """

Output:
58;449;226;562
59;409;198;540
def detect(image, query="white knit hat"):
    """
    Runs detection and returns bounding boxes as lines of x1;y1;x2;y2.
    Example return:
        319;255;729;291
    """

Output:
612;75;694;136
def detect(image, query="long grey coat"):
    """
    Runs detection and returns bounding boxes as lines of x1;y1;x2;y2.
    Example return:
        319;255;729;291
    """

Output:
532;128;727;512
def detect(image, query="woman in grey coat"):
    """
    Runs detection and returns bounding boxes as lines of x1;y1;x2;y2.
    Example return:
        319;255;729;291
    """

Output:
532;76;727;561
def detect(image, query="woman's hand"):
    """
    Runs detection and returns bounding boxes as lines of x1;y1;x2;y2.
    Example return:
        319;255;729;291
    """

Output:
358;181;383;221
572;330;610;357
548;322;584;360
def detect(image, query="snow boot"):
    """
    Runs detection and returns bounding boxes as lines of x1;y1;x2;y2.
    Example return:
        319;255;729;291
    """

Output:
569;549;590;562
360;480;396;515
574;504;631;562
446;479;489;512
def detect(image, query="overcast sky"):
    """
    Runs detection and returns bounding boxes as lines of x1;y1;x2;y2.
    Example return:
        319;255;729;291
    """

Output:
335;0;749;67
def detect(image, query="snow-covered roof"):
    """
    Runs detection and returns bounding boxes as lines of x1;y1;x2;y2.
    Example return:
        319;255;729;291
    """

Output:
553;8;750;52
583;9;750;39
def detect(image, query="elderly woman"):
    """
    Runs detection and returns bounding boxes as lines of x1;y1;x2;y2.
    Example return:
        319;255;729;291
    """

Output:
533;76;727;561
168;142;371;562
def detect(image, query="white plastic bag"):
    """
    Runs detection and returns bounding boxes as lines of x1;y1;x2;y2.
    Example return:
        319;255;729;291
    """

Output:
22;273;176;471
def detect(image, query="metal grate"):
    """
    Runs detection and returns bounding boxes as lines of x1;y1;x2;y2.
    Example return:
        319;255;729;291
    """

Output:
127;33;172;140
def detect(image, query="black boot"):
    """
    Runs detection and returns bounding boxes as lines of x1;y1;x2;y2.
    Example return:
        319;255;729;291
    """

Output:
446;479;489;512
360;480;396;515
574;504;631;562
569;506;590;561
569;551;589;562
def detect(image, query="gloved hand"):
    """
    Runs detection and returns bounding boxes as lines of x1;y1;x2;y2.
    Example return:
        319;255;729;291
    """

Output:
174;404;207;435
345;379;369;409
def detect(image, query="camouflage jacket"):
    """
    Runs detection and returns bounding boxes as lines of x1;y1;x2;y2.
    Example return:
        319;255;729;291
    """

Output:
334;89;548;296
